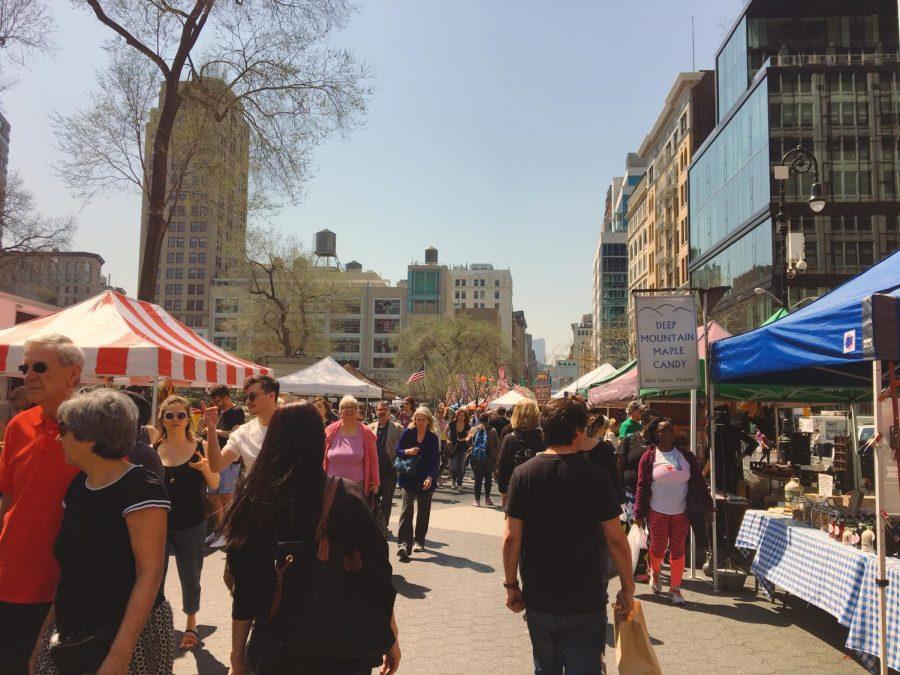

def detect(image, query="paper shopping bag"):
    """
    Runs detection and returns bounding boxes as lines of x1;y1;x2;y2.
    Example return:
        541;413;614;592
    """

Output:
615;600;663;675
627;524;648;573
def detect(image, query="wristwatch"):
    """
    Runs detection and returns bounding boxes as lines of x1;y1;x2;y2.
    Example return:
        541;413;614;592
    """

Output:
503;580;520;589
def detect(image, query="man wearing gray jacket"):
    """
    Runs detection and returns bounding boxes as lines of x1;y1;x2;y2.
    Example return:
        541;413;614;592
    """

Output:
370;401;403;527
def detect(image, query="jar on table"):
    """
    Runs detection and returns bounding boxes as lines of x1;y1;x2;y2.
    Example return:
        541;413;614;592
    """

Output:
861;525;876;553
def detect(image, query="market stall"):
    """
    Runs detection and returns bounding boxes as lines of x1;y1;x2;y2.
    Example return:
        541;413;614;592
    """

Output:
486;389;531;410
712;249;900;673
552;362;615;398
0;291;271;387
278;356;382;399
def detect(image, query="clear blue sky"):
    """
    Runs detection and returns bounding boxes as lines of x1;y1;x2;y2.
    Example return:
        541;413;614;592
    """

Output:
4;0;742;356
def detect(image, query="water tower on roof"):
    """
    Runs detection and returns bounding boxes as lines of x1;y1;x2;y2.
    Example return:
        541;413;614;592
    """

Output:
425;246;438;264
313;228;342;269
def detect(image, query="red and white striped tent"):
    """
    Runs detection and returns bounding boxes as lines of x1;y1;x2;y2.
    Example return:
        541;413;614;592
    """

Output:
0;291;270;386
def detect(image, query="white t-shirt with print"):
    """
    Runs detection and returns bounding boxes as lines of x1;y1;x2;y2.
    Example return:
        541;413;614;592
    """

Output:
649;448;690;515
222;417;268;469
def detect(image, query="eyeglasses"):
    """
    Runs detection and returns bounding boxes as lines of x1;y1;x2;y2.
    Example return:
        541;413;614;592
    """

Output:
163;411;188;421
18;361;49;375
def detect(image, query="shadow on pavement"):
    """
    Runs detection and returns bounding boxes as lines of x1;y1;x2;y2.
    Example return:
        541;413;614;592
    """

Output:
417;548;495;573
392;574;431;599
173;625;229;674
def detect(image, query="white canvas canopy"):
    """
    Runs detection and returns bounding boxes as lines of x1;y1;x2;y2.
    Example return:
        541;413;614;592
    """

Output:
487;389;531;410
278;357;382;398
552;363;616;398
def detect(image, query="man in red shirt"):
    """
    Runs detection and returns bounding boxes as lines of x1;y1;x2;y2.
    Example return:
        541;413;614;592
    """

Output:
0;334;83;673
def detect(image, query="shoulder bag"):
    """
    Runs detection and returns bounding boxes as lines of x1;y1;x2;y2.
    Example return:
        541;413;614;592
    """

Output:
49;625;118;675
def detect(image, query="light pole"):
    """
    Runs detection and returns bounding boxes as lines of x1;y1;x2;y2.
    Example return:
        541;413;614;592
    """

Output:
773;144;826;308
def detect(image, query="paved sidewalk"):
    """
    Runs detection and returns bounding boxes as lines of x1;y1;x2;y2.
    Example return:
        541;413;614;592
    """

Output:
167;476;866;674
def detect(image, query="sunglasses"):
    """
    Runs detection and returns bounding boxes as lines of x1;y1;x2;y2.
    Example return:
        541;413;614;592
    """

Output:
246;392;270;401
18;361;49;375
163;411;188;421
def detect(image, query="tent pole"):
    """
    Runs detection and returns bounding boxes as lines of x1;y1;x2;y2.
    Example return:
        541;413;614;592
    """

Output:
703;290;719;592
151;377;159;422
872;360;887;675
689;387;697;580
848;403;862;492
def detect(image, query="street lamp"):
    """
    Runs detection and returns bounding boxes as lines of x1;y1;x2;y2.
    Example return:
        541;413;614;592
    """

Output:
754;286;820;311
773;144;826;308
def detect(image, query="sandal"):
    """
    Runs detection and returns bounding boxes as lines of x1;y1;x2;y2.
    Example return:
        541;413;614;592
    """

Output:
179;629;199;650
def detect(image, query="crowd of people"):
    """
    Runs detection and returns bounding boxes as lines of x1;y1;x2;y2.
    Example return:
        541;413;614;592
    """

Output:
0;331;714;674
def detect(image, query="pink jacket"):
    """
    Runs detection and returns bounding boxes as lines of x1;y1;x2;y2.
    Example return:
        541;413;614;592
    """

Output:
323;421;380;494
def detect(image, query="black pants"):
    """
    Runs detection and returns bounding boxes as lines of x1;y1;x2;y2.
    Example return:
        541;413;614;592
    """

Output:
379;466;397;524
473;463;493;501
0;600;51;674
398;488;433;550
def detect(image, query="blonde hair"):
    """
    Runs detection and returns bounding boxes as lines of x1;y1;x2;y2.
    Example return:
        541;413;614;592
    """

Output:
510;399;541;431
153;395;194;446
409;405;437;434
339;395;359;410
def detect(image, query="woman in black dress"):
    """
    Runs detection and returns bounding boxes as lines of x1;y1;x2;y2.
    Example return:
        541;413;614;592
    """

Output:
225;403;400;675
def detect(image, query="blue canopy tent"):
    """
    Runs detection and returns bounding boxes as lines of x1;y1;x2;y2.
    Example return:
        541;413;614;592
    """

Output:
711;249;900;388
710;248;900;673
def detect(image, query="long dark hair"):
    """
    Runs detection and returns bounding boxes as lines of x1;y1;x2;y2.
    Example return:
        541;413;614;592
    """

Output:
223;403;326;549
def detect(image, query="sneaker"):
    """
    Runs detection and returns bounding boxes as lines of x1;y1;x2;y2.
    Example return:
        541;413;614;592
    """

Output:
473;499;481;507
484;497;495;506
670;587;685;606
651;574;663;595
398;548;410;562
413;542;425;552
210;534;226;549
205;531;217;545
635;573;650;583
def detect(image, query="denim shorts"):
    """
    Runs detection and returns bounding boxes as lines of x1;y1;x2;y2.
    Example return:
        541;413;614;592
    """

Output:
207;461;240;494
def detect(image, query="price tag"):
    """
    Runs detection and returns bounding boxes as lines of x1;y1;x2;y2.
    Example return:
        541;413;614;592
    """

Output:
819;473;834;497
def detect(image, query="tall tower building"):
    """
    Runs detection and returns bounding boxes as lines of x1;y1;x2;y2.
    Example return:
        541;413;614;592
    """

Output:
0;112;10;200
139;77;250;339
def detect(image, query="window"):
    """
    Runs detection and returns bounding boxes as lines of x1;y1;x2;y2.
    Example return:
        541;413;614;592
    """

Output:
187;284;195;295
494;279;500;287
175;268;183;279
332;338;360;353
214;337;237;351
172;299;182;311
197;268;206;279
166;268;175;279
215;297;239;313
454;279;460;286
167;236;177;247
164;300;173;310
373;357;396;369
187;300;196;311
214;318;231;332
494;303;500;309
330;318;361;334
373;338;395;354
165;284;174;295
374;318;400;334
190;237;198;248
494;291;500;300
831;241;874;270
374;299;399;315
330;298;362;314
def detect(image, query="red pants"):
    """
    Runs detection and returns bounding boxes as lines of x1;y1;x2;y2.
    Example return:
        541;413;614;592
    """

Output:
647;509;690;589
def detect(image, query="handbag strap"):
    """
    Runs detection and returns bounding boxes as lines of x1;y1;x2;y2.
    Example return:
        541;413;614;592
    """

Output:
267;476;339;622
315;475;339;562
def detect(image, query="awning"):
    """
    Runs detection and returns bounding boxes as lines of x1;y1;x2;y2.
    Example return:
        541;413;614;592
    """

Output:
0;291;270;386
552;363;616;398
711;249;900;387
487;389;532;410
278;356;382;398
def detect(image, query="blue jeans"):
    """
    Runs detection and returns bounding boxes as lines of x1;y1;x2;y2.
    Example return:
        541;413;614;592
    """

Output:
164;522;205;615
449;453;466;486
525;609;607;674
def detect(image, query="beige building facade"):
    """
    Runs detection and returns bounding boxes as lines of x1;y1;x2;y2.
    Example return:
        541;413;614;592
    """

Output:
139;77;250;340
0;251;106;307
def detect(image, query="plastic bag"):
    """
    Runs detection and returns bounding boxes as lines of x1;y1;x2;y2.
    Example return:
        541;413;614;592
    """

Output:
615;600;662;675
627;524;647;573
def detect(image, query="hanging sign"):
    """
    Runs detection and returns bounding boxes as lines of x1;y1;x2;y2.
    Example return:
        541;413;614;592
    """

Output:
635;294;699;390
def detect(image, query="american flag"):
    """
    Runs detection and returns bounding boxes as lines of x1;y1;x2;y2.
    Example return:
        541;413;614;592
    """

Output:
407;364;426;384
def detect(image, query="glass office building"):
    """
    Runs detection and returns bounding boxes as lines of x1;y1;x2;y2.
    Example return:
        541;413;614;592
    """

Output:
688;0;900;334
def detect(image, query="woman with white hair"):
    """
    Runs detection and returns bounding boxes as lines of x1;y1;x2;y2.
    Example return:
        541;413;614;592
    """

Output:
394;406;441;561
323;395;380;495
33;389;174;674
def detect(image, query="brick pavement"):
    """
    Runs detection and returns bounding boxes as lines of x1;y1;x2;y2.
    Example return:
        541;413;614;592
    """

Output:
167;476;866;674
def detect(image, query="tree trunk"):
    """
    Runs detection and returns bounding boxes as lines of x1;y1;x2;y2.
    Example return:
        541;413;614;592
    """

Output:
138;77;182;301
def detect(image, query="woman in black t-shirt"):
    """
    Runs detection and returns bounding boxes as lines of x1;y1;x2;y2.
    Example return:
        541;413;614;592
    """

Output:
33;390;173;675
154;395;220;651
447;409;471;489
583;410;626;506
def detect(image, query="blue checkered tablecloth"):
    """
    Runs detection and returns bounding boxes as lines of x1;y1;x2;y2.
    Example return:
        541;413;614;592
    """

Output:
736;510;899;672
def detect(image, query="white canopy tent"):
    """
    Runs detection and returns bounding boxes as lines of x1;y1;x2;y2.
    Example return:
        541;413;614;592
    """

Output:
278;357;382;398
552;362;616;398
486;389;535;410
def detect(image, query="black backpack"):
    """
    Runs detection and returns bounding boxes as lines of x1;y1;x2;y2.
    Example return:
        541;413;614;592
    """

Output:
511;432;538;468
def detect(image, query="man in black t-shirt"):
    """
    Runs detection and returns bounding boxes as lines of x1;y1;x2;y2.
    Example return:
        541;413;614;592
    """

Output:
503;398;635;674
